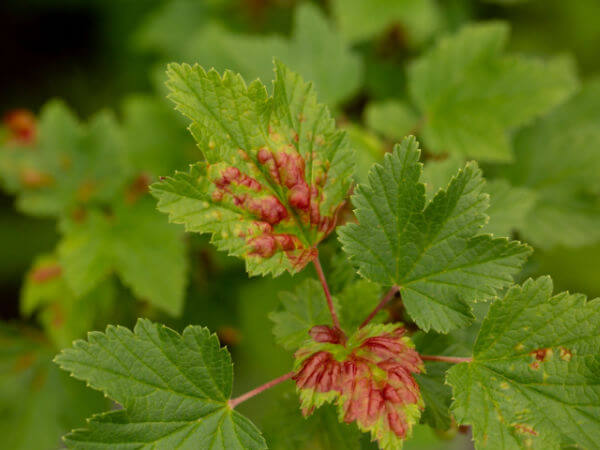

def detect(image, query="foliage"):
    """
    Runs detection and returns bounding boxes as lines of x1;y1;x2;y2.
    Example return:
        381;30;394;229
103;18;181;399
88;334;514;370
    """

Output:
1;1;600;449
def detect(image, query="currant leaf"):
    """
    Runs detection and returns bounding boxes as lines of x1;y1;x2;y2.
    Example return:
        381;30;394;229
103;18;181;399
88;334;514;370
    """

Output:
183;4;362;107
58;196;187;316
0;101;125;217
447;276;600;449
54;319;267;449
294;323;424;449
330;0;440;46
0;323;108;450
423;159;538;237
152;61;354;276
338;136;531;332
21;253;116;349
409;22;577;161
500;80;600;249
364;100;419;142
269;278;340;351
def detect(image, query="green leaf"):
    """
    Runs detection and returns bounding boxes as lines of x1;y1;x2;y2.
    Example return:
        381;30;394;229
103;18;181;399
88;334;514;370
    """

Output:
134;0;226;56
342;123;386;185
414;362;452;431
121;95;194;178
423;160;537;237
269;278;339;351
338;279;388;332
21;254;116;349
152;61;354;276
330;0;440;46
421;156;465;201
412;321;483;432
408;22;578;161
58;196;187;316
501;80;600;249
0;323;107;450
262;394;365;450
183;4;363;106
54;318;267;449
364;100;419;142
0;101;126;217
338;136;531;332
483;179;537;237
447;276;600;449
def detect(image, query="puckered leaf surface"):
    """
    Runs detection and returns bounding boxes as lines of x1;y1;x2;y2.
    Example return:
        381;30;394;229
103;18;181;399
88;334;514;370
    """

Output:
500;80;600;249
408;22;577;161
152;61;354;277
54;319;266;449
447;276;600;449
338;136;531;332
294;323;424;449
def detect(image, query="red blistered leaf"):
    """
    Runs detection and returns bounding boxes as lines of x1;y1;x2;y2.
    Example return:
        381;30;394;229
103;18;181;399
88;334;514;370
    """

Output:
153;61;354;276
294;324;424;449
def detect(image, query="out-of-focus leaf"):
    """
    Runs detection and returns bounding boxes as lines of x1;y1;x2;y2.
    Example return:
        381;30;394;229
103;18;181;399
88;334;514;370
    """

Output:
409;22;578;161
58;196;187;316
0;101;126;217
183;4;363;106
0;324;107;450
331;0;440;46
501;80;600;249
365;100;419;142
342;124;386;185
121;95;194;178
20;254;116;349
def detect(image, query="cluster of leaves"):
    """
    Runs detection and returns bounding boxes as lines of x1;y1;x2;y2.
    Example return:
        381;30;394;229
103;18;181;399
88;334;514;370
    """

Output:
1;1;600;449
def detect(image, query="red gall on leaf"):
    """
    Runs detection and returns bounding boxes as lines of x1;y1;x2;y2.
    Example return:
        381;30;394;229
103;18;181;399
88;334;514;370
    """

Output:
3;109;37;145
293;323;424;449
153;62;354;276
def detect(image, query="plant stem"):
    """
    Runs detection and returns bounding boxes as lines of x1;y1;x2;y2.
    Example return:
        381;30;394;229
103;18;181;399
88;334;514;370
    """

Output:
360;285;400;328
312;255;342;331
229;371;295;408
420;355;472;364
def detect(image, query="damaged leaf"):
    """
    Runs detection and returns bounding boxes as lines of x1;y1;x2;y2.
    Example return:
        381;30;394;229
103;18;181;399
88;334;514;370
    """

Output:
152;61;354;276
294;323;424;449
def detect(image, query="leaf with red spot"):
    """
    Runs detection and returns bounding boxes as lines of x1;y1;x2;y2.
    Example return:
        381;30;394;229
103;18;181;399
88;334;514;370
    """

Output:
151;61;354;276
0;101;125;217
293;323;424;449
21;253;117;349
448;276;600;449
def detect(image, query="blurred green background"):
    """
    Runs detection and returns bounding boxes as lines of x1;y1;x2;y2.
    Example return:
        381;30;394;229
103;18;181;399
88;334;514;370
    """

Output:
1;0;599;449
